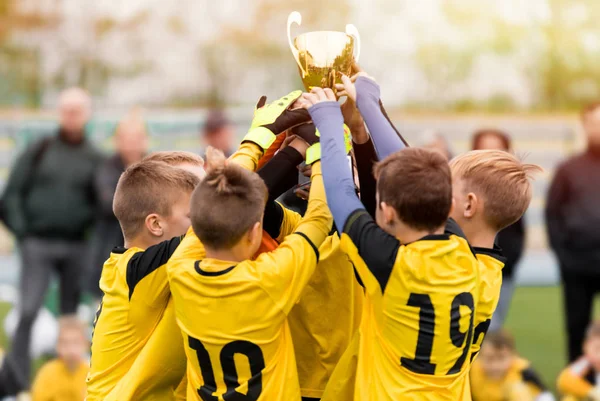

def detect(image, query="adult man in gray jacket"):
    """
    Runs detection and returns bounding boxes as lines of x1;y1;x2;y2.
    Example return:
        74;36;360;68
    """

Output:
0;88;103;395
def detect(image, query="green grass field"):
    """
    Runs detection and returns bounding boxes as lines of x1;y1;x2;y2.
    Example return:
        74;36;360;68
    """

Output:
0;286;592;394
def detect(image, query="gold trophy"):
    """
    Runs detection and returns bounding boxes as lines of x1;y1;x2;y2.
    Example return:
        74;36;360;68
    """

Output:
287;11;361;91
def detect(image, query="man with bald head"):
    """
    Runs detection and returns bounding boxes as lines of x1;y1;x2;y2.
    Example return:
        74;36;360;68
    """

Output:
0;87;103;395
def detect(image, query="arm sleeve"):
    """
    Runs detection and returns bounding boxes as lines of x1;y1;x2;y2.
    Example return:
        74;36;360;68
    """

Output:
355;77;408;160
545;164;569;256
521;366;548;393
353;137;378;218
126;236;182;302
343;209;400;291
254;162;333;314
309;101;365;232
557;360;594;398
94;160;118;218
228;141;264;172
2;144;38;237
257;146;304;239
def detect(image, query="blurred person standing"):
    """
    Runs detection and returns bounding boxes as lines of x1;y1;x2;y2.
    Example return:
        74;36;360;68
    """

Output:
0;88;102;396
420;130;453;160
202;109;235;158
88;110;148;301
546;103;600;362
473;128;526;331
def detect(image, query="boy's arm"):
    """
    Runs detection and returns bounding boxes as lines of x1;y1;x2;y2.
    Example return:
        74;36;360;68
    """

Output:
354;76;408;159
353;136;378;218
253;162;332;314
257;143;305;239
309;98;400;292
557;359;596;399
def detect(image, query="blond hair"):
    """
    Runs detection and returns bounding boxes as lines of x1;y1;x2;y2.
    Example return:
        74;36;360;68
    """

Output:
115;107;147;138
58;316;86;338
143;151;204;167
113;160;201;240
191;147;267;249
450;150;542;231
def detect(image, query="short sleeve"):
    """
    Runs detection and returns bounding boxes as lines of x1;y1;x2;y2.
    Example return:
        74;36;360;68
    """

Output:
343;209;400;291
126;236;182;306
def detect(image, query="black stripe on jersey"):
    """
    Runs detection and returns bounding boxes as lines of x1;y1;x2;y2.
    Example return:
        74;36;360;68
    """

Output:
194;261;236;276
520;367;547;391
112;247;127;254
343;208;400;292
126;235;183;300
293;232;320;262
473;246;508;264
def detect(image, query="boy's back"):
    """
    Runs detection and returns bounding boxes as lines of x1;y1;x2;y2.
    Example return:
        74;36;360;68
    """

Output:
343;224;479;400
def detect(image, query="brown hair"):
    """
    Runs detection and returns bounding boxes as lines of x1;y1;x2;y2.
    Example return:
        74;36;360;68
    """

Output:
143;151;204;167
374;148;452;232
472;129;511;151
485;330;516;351
450;150;541;231
191;147;267;249
586;321;600;341
113;160;201;240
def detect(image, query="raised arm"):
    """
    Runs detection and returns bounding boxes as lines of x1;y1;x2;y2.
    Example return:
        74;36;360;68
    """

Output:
306;88;400;291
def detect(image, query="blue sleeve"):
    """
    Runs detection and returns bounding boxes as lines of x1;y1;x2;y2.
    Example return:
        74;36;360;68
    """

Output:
355;76;407;160
308;102;365;232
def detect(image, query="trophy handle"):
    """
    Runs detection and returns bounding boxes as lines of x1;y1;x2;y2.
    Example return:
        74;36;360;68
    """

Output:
345;24;361;62
287;11;307;77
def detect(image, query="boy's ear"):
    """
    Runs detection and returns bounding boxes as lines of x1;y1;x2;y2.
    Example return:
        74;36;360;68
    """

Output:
247;221;262;244
464;192;479;219
380;202;397;226
145;214;164;237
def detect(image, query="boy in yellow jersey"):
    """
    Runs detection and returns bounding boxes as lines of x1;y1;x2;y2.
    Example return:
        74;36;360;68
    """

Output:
449;150;541;359
335;71;541;364
558;321;600;401
86;160;201;401
303;87;480;400
167;140;332;401
254;122;370;401
471;330;553;401
31;317;88;401
102;92;310;401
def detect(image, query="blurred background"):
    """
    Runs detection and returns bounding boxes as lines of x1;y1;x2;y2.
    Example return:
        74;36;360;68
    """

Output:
1;0;600;396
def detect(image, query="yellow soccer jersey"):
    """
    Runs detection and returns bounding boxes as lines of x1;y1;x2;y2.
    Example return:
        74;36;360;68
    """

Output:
86;237;181;401
470;248;506;361
167;163;332;401
471;357;547;401
324;211;480;401
274;205;363;398
103;298;186;401
31;359;88;401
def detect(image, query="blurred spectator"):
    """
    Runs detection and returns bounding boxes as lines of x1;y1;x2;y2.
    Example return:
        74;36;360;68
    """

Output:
0;88;102;395
202;109;235;158
88;109;148;300
420;130;453;160
546;102;600;362
470;330;554;401
30;317;88;401
557;320;600;401
472;128;526;331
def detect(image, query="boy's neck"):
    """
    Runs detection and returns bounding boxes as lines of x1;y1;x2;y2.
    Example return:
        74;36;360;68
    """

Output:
463;224;497;249
206;243;251;264
125;233;162;251
62;358;82;373
396;226;445;244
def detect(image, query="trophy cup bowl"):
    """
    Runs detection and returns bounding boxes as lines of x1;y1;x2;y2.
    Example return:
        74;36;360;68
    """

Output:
287;11;361;91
